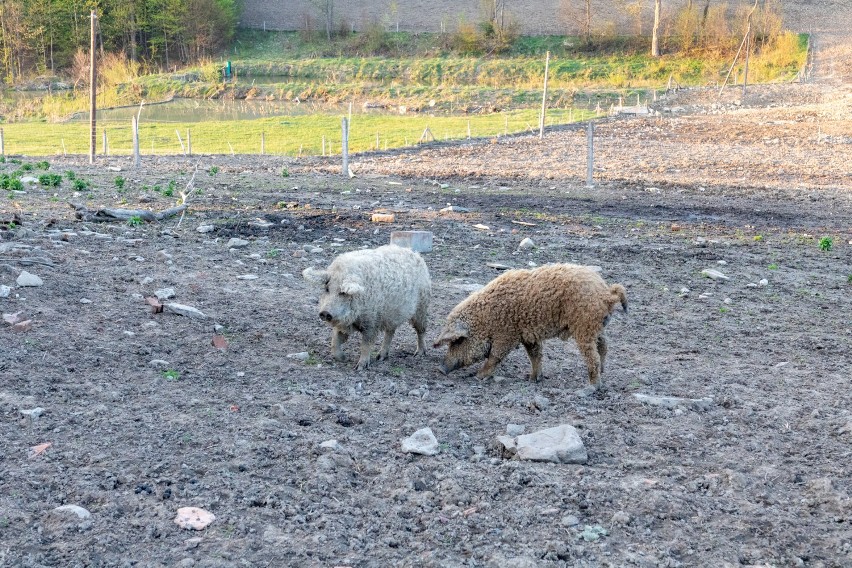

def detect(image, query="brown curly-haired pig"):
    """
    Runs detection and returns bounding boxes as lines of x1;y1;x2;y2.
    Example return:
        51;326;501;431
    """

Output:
433;264;627;388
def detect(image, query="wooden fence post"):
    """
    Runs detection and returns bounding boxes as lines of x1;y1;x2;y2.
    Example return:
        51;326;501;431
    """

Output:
261;131;265;155
586;121;594;188
341;117;349;176
132;116;140;168
187;130;192;156
539;50;551;139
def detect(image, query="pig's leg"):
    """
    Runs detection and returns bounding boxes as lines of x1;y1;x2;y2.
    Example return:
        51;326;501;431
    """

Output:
410;311;427;356
596;334;608;375
475;341;511;379
355;328;378;370
577;339;602;388
523;342;543;382
378;328;396;360
331;327;349;361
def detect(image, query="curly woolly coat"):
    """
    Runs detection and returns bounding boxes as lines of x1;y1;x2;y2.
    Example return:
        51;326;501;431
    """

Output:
434;264;627;387
303;245;431;370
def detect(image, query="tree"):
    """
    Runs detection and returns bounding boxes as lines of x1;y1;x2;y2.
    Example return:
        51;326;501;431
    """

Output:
651;0;661;56
309;0;334;41
558;0;592;45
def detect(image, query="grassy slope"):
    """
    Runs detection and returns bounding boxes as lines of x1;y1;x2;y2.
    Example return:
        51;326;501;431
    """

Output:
0;31;806;156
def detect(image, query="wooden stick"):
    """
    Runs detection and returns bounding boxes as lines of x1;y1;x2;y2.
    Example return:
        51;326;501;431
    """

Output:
69;202;187;223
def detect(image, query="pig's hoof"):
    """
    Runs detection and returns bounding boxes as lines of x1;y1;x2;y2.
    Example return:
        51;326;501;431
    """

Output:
377;352;389;361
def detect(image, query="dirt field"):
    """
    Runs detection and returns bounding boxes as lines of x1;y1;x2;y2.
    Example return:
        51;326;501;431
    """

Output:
2;26;852;568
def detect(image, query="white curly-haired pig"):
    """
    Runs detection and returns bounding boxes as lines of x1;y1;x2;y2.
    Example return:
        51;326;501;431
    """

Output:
303;245;431;370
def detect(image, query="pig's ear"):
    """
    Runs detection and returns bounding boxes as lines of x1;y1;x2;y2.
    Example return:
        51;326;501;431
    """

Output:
434;321;469;346
339;278;364;296
302;267;329;286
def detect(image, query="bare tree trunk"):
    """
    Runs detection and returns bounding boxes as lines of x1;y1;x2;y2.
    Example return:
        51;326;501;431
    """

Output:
651;0;661;57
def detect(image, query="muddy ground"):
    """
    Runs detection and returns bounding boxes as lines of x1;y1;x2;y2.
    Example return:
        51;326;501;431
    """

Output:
2;55;852;568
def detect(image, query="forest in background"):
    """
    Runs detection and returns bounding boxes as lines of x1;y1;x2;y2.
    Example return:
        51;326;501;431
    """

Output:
0;0;238;85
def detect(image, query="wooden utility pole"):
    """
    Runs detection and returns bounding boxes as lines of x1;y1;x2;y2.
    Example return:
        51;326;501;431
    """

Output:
89;11;97;164
539;51;550;139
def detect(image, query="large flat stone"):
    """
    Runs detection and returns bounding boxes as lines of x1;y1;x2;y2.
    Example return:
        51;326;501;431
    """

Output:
498;424;587;464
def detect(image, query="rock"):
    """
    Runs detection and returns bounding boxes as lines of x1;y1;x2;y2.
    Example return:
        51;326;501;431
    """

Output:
506;423;526;436
0;285;10;298
16;271;43;287
400;427;440;456
53;504;91;520
20;176;39;185
79;298;92;304
371;213;395;223
149;359;170;368
561;514;580;527
701;268;729;280
439;205;469;213
724;297;732;304
174;507;215;530
237;274;259;280
633;393;714;411
390;231;433;253
759;278;769;286
20;407;45;419
486;262;512;270
611;511;631;526
497;424;588;464
226;238;250;249
518;237;535;250
164;303;207;319
196;225;214;233
532;395;551;410
319;439;341;452
286;352;310;361
154;288;176;300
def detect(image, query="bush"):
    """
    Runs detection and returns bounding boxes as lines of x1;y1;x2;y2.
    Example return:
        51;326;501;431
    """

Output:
39;174;63;187
450;22;483;54
354;21;393;55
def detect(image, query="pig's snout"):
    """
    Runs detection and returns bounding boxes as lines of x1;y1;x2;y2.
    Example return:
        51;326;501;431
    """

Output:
438;362;448;375
319;310;333;322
